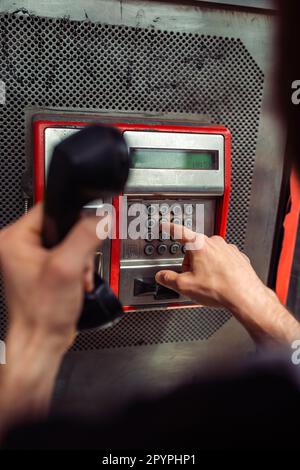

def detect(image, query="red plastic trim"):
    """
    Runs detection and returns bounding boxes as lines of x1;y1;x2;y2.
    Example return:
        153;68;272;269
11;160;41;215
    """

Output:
215;127;231;237
276;169;300;305
110;195;121;297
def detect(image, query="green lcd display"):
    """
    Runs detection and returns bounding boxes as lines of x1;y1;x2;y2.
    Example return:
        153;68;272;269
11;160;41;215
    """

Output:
131;148;217;170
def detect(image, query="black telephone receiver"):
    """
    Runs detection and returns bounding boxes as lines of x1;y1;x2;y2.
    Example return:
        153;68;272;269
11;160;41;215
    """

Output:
42;125;131;330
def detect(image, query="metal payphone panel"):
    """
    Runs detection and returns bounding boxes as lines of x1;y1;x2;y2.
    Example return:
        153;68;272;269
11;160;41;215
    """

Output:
115;128;228;310
33;115;230;312
119;197;216;307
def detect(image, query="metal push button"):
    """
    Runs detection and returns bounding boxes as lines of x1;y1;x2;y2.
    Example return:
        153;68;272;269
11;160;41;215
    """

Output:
159;203;170;216
184;204;193;216
145;233;153;242
171;204;182;216
146;218;156;230
170;243;181;255
157;244;167;255
147;204;158;216
159;230;169;242
144;244;155;256
184;218;193;229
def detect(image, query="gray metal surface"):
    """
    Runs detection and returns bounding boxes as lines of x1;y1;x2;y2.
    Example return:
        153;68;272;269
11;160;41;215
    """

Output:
120;262;188;307
0;0;285;417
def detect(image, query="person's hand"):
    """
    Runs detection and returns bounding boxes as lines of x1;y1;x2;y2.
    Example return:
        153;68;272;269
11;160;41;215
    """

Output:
155;223;300;345
0;203;106;435
155;223;266;310
0;203;103;347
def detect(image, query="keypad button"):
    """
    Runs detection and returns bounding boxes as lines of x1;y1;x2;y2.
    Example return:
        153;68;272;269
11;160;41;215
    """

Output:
146;218;156;230
144;244;155;256
147;204;158;216
157;244;167;255
160;216;169;224
170;243;181;255
145;232;153;242
159;204;170;216
184;204;193;216
171;204;182;216
172;216;182;225
159;230;169;242
184;218;193;229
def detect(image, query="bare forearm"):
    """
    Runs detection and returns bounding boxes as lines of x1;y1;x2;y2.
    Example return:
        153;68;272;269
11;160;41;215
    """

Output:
226;284;300;345
0;320;67;441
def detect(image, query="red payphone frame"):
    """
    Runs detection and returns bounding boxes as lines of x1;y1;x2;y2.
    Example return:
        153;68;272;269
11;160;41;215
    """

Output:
33;117;231;311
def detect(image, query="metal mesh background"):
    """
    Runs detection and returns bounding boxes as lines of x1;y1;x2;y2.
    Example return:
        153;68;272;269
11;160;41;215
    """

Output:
0;13;264;350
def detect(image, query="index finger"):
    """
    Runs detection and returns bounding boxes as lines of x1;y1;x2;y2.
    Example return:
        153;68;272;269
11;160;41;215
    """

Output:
161;222;205;251
160;222;196;243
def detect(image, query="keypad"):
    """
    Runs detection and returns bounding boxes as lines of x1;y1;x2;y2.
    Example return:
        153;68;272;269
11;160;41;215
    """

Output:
125;200;197;259
143;201;196;257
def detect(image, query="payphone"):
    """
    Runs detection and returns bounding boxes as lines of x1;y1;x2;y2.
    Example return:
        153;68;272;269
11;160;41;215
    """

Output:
33;115;230;312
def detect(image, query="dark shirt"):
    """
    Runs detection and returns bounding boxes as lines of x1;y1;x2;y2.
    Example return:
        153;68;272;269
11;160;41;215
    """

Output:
4;353;300;450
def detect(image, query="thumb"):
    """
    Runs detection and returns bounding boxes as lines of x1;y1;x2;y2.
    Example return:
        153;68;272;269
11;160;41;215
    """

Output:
155;270;181;292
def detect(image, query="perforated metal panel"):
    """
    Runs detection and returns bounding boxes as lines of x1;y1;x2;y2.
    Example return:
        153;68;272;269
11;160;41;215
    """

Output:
0;13;263;349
